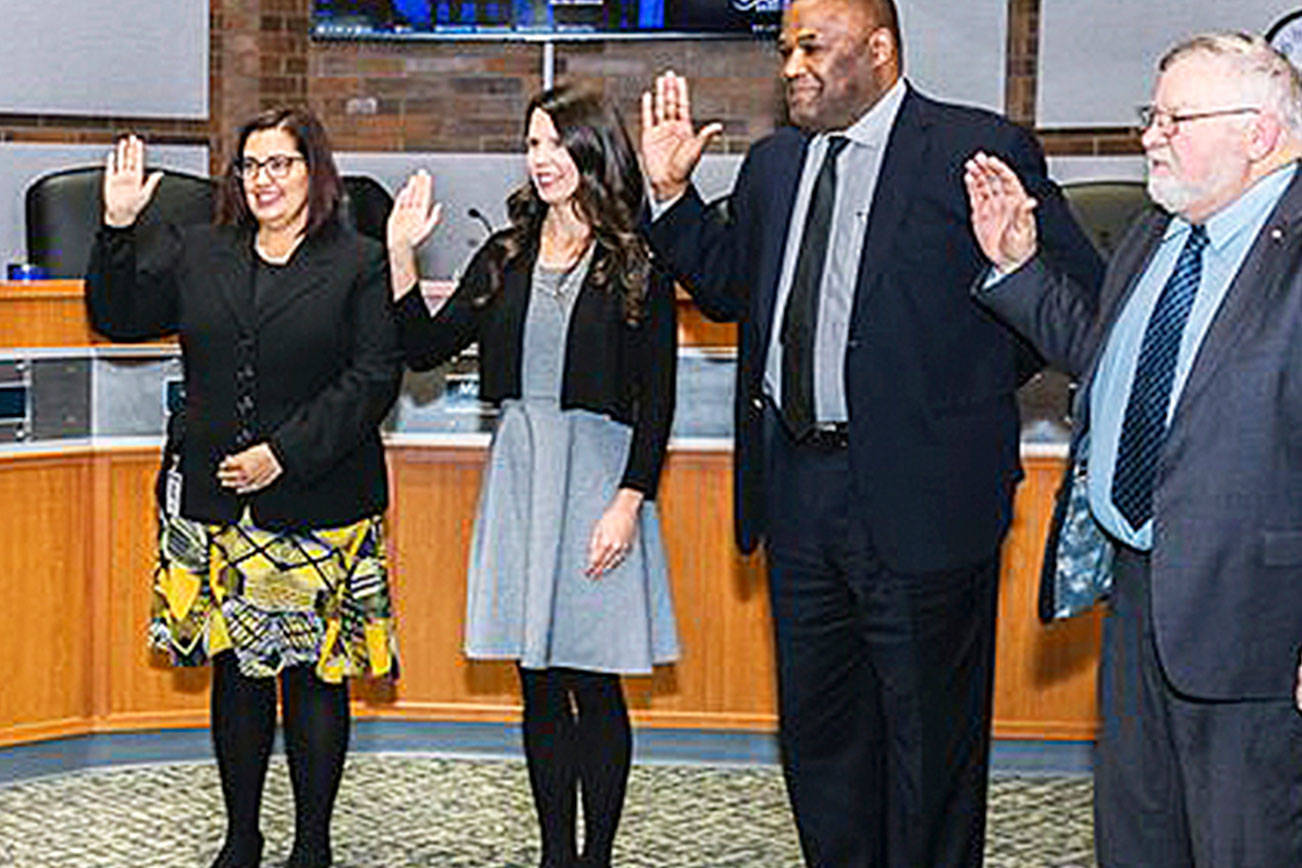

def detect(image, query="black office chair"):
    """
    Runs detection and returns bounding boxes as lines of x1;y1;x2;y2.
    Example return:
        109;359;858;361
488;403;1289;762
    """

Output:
1060;180;1151;261
25;166;215;278
340;175;393;243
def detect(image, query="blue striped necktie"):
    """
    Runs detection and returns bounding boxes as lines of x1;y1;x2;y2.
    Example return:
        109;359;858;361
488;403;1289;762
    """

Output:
1111;224;1210;529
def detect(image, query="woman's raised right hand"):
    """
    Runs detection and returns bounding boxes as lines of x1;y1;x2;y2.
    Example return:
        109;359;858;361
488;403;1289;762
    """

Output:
103;135;164;228
387;170;442;253
387;170;442;300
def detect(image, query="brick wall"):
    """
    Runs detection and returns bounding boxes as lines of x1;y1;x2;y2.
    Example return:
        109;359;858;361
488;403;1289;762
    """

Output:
303;0;1140;157
0;0;1140;170
310;41;543;151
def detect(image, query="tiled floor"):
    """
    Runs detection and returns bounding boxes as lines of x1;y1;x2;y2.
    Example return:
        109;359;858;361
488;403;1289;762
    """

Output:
0;755;1094;867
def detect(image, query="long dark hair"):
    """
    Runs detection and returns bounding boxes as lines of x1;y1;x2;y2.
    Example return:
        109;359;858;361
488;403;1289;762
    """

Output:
215;106;344;237
482;85;651;324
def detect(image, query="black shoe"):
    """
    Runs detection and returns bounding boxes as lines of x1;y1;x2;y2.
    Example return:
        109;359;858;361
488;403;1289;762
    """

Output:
285;842;332;868
210;832;264;868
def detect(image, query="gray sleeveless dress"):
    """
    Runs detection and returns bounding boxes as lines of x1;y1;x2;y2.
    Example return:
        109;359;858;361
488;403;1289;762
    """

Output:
462;248;679;674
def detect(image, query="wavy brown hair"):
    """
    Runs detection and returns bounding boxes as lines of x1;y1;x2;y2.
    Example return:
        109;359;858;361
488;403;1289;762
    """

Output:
215;106;344;237
479;85;651;324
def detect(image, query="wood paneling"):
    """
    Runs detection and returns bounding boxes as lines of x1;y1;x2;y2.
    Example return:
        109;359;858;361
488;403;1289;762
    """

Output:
0;280;175;348
629;452;773;728
363;445;517;717
992;454;1102;740
0;281;97;348
0;453;93;747
99;450;210;731
372;448;1096;737
0;444;1099;748
2;280;734;352
371;447;776;730
676;292;738;348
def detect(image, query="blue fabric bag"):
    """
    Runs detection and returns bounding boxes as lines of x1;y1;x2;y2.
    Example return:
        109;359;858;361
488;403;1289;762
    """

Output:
1038;431;1115;622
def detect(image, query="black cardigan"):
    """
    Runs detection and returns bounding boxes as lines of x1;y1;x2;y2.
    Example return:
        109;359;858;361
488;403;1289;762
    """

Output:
395;236;677;498
86;220;402;530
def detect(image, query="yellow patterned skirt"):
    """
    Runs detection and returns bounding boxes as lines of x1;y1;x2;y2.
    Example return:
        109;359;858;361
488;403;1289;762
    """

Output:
147;510;399;683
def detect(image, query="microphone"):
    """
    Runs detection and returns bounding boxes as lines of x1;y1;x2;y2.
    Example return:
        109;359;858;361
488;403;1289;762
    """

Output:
467;207;493;236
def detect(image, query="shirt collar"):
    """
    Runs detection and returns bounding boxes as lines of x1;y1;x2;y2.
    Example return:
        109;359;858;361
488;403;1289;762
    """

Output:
824;76;907;151
1165;162;1297;249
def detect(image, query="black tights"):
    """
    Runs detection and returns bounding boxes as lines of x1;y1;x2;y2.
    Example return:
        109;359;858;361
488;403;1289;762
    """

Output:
211;653;350;868
518;665;631;868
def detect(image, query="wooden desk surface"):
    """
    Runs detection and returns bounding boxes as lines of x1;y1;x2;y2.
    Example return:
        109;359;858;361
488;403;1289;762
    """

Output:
2;280;734;350
1;279;100;348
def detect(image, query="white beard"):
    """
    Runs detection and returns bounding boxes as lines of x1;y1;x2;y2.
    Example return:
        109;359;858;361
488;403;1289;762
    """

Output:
1146;150;1246;217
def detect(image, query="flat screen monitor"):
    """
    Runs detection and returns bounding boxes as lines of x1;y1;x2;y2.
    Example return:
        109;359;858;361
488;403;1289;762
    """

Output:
311;0;780;39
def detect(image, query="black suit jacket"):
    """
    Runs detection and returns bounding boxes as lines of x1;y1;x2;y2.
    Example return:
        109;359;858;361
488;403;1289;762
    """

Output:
981;165;1302;700
86;219;402;531
649;85;1104;573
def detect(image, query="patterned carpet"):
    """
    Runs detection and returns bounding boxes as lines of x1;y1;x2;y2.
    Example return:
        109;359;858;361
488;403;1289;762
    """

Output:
0;755;1095;867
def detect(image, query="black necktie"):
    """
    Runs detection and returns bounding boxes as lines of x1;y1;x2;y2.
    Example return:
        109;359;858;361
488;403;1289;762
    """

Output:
1111;224;1210;529
780;135;849;439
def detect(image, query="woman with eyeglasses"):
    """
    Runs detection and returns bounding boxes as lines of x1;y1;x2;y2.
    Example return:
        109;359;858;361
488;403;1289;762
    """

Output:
386;85;678;867
86;107;402;868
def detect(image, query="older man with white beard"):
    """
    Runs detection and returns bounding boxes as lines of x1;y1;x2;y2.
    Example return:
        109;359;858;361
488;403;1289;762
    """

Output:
965;31;1302;867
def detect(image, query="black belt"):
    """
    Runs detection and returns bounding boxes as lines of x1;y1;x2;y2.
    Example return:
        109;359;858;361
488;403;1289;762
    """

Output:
800;421;849;450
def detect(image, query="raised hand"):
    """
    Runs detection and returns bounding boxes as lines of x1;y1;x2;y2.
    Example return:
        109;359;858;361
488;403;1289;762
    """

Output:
640;70;723;204
387;169;442;300
388;169;442;252
964;151;1039;274
103;135;164;228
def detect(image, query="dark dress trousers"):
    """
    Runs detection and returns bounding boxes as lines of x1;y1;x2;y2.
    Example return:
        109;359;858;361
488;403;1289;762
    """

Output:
649;85;1104;867
86;219;402;531
979;166;1302;866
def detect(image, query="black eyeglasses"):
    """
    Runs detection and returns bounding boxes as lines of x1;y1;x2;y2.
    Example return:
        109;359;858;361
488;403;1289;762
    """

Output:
1135;104;1261;136
235;154;305;180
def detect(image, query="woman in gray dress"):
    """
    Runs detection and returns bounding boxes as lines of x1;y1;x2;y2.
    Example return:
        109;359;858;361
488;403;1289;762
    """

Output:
386;86;678;867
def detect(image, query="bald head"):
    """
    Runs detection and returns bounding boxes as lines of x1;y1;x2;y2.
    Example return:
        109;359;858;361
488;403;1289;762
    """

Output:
779;0;903;131
849;0;903;65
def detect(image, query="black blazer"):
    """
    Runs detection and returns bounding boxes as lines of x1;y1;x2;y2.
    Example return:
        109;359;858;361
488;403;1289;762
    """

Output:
394;234;677;498
981;165;1302;700
649;85;1104;573
86;220;403;531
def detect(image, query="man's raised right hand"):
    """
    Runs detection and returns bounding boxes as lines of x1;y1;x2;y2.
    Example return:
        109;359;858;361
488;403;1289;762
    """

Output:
640;70;724;205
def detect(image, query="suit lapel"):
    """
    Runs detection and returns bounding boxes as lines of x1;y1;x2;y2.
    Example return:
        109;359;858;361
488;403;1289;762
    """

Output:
858;87;927;290
1172;167;1302;419
1097;209;1169;336
209;228;256;334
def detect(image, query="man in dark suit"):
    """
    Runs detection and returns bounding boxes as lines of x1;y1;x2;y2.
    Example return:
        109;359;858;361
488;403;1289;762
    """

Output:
639;0;1102;864
966;31;1302;867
